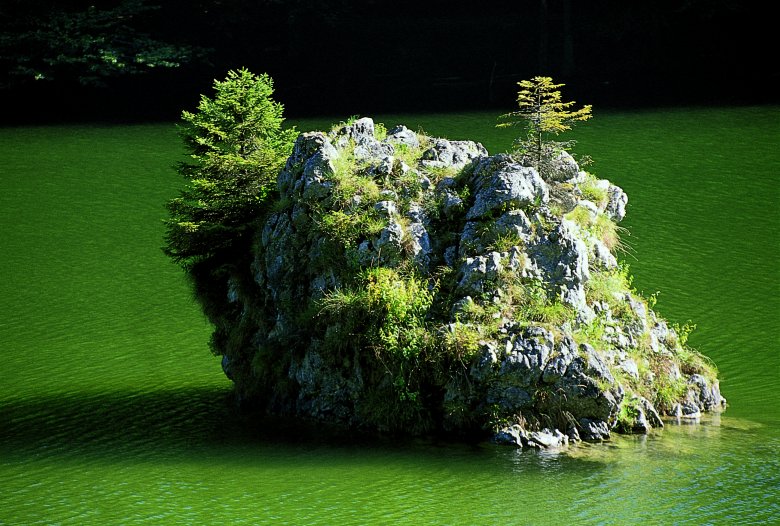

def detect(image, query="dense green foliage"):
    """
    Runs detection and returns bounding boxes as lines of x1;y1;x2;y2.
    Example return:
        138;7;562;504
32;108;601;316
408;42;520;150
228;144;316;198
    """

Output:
164;69;296;269
318;266;437;424
0;0;197;87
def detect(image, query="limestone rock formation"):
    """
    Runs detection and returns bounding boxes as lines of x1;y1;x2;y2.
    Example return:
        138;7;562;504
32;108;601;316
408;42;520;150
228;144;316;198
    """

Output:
212;117;725;447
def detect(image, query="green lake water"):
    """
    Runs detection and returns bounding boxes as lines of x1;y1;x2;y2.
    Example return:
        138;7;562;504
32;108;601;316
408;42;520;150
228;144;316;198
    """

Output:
1;107;778;524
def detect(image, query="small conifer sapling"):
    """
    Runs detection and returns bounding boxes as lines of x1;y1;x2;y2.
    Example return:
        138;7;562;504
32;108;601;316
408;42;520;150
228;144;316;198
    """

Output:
498;76;592;178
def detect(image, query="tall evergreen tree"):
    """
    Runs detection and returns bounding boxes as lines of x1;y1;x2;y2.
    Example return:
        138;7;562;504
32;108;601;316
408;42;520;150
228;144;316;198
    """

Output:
164;69;296;270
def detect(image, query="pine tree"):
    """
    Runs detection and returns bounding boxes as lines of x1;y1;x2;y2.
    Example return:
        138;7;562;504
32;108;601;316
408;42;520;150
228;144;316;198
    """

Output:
498;76;592;176
164;69;297;269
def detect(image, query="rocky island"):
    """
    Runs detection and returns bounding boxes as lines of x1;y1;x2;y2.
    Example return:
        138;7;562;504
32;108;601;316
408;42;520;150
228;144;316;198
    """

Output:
202;116;724;448
162;71;726;449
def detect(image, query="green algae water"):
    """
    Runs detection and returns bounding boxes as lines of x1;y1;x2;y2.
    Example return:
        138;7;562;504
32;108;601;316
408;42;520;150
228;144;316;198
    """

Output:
1;107;778;524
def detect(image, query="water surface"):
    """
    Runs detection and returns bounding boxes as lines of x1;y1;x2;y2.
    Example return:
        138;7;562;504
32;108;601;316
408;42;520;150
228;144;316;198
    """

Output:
1;107;778;524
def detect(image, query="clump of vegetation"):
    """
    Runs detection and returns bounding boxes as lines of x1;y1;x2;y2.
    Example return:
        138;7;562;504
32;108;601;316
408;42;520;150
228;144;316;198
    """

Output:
318;267;434;358
316;265;438;429
585;265;632;312
579;172;609;207
565;204;626;252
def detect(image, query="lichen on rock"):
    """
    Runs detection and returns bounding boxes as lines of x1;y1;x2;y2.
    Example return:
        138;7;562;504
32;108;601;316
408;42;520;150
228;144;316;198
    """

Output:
210;117;725;447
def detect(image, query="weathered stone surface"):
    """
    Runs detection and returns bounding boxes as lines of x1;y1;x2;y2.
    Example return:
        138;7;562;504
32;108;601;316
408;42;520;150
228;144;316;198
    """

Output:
457;251;503;296
373;218;405;264
542;337;579;384
687;374;726;411
579;418;612;441
548;150;581;182
499;326;555;386
528;428;569;449
621;395;664;434
606;184;628;222
639;397;664;428
374;200;397;217
335;117;394;160
492;425;568;449
290;349;364;422
210;116;723;450
492;424;528;447
615;357;640;381
278;132;339;198
591;238;618;269
440;189;464;218
459;209;534;258
421;138;487;169
385;124;419;148
466;158;549;220
632;405;652;433
546;343;622;425
406;208;432;267
672;401;703;420
528;219;590;315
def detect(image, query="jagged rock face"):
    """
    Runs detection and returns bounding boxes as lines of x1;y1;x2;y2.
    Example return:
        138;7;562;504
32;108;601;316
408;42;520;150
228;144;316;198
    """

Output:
217;117;725;448
466;155;548;220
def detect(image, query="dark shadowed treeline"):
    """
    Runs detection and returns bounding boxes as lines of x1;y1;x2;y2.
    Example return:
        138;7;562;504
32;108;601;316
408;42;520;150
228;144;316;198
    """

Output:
1;0;775;123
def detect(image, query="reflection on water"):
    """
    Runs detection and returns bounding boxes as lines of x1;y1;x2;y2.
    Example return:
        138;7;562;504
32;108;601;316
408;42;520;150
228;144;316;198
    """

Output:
0;388;233;462
2;385;778;524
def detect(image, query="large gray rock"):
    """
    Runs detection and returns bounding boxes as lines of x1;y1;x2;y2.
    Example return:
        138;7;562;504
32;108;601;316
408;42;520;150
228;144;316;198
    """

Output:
606;184;628;222
579;418;611;441
466;158;549;220
528;219;590;316
406;208;432;268
542;343;622;425
373;218;405;265
492;425;568;449
385;125;420;148
335;117;394;160
639;397;664;428
528;428;569;449
421;138;487;169
500;326;555;387
440;189;464;218
290;349;364;423
687;374;726;411
621;395;664;433
456;251;503;296
548;150;582;182
278;132;338;197
209;116;723;450
492;424;528;447
541;338;579;384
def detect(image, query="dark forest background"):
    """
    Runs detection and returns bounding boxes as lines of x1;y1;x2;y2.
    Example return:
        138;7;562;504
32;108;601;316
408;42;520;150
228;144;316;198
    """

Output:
1;0;776;123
